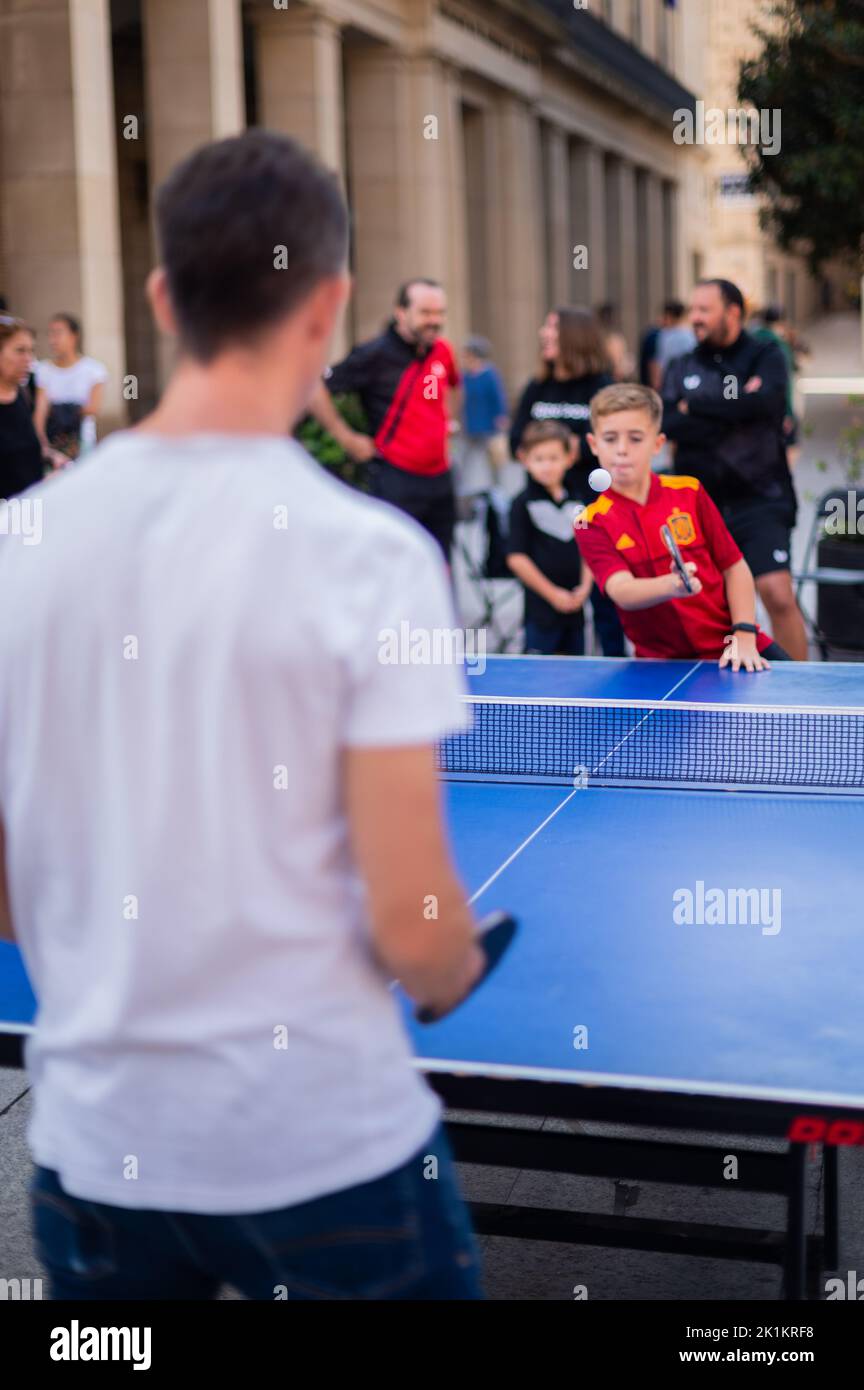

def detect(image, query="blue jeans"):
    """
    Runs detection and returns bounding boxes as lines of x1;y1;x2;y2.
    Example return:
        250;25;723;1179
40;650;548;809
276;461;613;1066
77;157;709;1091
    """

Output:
31;1125;483;1300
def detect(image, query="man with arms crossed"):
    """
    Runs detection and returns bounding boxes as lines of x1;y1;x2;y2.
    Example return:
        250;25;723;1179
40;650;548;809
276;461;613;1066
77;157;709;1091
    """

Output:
661;279;807;659
0;132;486;1300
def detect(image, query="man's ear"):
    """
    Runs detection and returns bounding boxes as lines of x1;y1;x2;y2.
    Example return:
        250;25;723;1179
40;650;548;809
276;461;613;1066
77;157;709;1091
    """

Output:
146;267;178;338
305;272;351;347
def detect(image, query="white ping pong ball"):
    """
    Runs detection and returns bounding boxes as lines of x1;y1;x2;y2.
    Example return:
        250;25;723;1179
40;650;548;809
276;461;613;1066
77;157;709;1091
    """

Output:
589;468;612;493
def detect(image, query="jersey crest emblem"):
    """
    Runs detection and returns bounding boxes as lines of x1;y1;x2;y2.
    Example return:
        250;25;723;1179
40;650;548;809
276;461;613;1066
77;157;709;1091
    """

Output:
666;509;696;547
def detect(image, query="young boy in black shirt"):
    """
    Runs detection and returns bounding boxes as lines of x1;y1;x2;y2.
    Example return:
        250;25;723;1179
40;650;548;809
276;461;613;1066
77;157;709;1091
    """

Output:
507;420;591;655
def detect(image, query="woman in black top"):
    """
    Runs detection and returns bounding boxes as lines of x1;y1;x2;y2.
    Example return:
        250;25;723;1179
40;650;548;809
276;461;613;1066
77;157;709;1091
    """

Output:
0;317;62;500
510;307;624;656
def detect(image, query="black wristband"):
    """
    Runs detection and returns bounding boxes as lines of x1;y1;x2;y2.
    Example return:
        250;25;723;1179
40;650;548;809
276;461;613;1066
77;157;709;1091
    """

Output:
731;622;759;635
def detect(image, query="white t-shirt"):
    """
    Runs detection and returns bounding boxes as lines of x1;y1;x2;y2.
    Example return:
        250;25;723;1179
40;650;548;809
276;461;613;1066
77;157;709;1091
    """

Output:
34;356;108;406
0;433;470;1213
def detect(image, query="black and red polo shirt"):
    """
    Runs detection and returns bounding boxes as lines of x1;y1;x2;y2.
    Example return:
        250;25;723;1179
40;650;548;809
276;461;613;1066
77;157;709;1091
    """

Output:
574;473;772;659
324;326;459;477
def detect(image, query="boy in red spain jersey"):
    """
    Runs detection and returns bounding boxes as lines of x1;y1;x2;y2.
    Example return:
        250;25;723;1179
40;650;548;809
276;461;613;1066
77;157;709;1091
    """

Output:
574;384;790;669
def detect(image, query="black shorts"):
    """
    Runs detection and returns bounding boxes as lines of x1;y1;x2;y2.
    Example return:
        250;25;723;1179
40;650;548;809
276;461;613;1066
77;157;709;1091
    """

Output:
369;459;456;559
723;498;796;579
761;640;791;661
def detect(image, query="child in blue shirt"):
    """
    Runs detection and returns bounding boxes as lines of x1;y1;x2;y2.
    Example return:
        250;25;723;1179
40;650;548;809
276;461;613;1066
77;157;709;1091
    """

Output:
460;336;510;489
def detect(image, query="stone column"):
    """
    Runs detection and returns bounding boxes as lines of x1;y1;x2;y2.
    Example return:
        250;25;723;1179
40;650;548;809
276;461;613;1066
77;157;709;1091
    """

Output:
607;156;638;348
569;141;606;309
543;125;571;311
485;94;545;390
142;0;244;384
343;46;468;347
254;7;348;356
255;9;345;177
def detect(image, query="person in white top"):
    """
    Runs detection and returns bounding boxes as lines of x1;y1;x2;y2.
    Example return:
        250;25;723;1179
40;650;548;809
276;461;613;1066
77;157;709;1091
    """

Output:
34;314;108;462
0;131;491;1301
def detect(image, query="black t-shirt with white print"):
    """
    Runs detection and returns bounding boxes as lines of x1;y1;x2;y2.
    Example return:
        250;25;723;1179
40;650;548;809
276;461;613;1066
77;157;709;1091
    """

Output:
507;476;586;627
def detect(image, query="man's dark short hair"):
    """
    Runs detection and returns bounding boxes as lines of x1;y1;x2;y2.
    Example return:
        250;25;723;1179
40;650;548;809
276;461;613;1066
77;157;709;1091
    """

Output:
698;278;745;313
155;130;349;362
663;299;685;319
396;279;442;309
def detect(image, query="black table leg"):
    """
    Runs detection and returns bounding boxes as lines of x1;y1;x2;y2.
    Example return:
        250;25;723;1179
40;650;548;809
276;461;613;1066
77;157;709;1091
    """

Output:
824;1143;840;1271
784;1142;808;1301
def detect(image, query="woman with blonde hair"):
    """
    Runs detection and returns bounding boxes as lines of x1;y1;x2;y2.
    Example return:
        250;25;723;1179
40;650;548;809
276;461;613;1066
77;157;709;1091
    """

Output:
510;306;624;656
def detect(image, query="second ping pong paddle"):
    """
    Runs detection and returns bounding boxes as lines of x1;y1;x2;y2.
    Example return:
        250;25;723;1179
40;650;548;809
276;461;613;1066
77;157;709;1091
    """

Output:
415;911;518;1025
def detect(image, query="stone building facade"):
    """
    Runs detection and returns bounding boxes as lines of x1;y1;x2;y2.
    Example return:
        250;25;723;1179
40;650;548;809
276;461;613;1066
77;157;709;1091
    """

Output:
0;0;817;429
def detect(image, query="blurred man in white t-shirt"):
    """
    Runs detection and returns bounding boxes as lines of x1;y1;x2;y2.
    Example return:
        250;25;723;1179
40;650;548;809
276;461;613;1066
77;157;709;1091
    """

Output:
0;131;487;1300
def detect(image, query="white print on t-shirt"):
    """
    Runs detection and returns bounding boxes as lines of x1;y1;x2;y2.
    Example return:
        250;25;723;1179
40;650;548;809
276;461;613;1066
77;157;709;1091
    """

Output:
531;401;591;422
527;499;582;543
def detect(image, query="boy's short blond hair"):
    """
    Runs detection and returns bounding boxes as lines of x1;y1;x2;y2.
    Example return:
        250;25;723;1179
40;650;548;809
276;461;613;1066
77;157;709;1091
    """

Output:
590;383;663;430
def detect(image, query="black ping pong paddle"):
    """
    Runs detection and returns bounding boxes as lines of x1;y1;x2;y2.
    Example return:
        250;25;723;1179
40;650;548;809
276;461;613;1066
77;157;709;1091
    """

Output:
415;911;518;1025
661;524;694;594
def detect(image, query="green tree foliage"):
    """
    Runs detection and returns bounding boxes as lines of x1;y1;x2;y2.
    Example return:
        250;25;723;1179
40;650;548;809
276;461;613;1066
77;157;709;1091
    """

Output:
295;393;371;492
738;0;864;269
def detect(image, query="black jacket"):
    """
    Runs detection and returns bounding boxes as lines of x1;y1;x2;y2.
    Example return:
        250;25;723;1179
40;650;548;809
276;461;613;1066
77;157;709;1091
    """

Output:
661;331;794;508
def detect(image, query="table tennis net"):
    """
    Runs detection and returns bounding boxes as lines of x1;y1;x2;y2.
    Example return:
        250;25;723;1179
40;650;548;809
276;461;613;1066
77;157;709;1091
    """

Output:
438;700;864;792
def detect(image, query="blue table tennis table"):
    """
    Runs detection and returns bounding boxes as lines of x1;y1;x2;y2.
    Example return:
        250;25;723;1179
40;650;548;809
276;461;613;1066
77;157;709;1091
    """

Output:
2;656;863;1299
404;657;864;1300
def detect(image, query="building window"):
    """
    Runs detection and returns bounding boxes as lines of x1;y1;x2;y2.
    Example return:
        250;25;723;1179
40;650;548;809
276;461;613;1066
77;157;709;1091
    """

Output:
635;170;651;332
540;122;556;314
657;0;671;68
662;181;677;299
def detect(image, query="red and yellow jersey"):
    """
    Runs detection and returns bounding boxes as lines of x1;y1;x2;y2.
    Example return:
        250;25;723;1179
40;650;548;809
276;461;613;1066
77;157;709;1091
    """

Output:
574;473;771;659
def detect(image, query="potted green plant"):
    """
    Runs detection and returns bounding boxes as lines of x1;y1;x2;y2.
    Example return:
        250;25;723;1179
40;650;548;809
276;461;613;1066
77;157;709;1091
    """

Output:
814;402;864;652
295;393;370;492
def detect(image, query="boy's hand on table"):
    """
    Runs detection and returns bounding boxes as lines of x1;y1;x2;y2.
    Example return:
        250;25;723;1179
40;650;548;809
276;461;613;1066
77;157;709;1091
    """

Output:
719;633;771;673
